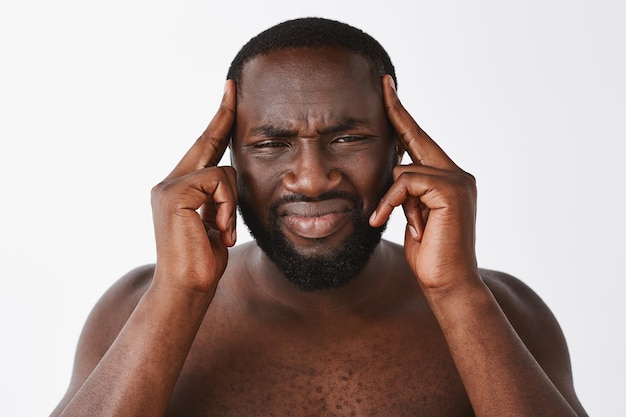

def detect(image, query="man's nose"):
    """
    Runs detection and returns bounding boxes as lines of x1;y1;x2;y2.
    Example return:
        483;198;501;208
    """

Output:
282;144;342;197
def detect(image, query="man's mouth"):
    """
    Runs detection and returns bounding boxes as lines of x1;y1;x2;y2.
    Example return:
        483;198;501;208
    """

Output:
278;199;353;240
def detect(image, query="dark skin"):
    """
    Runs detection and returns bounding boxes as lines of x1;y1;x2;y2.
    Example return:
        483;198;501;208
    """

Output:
50;47;588;416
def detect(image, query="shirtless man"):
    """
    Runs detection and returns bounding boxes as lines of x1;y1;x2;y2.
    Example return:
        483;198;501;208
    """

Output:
50;18;588;416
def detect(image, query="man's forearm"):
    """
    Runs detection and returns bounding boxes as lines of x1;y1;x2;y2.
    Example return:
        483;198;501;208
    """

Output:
424;276;580;417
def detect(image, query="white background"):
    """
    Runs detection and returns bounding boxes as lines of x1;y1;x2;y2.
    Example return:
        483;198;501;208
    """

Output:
1;1;624;415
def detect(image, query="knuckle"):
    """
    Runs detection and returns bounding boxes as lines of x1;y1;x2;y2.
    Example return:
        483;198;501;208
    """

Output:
151;166;238;210
462;169;476;184
392;165;412;181
459;171;477;194
221;165;237;177
151;178;192;208
392;165;405;177
450;174;477;200
213;167;234;188
151;180;169;200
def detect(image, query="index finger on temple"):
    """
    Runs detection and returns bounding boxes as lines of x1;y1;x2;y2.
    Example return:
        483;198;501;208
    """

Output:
382;75;458;170
167;80;237;179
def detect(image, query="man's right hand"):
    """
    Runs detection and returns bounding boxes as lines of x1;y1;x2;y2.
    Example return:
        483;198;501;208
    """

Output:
150;80;238;294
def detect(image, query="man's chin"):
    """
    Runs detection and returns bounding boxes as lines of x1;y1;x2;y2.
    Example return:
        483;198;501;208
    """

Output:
278;230;354;258
255;222;386;292
238;193;389;292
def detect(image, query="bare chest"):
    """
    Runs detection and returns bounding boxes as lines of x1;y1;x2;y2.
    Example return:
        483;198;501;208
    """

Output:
165;309;474;417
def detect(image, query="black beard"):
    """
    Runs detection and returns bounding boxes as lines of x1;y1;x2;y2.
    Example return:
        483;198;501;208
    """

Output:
238;187;390;292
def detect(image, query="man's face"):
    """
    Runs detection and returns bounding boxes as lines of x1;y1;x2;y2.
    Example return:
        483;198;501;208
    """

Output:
231;47;398;291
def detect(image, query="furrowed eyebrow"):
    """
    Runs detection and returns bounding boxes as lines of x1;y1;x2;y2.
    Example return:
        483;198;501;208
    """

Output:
249;117;371;138
249;125;298;138
318;117;370;135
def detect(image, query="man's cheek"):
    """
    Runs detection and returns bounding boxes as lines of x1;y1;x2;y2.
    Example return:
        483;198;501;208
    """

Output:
235;169;260;201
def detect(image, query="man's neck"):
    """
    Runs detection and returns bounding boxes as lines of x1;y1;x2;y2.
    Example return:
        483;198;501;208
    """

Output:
240;240;410;319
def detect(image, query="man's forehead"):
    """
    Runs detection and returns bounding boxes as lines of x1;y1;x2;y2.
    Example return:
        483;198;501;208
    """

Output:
234;47;386;137
238;47;381;97
238;95;383;137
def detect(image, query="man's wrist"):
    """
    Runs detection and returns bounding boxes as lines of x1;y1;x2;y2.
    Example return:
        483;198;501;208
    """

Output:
420;271;494;322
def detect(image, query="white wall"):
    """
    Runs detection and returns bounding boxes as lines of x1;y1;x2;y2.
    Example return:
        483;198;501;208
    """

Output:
1;1;623;415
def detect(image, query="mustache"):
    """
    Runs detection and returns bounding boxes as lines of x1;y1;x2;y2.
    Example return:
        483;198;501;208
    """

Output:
269;191;362;214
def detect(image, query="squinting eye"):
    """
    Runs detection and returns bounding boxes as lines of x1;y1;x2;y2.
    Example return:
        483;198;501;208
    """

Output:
248;140;291;156
334;136;365;143
254;140;288;148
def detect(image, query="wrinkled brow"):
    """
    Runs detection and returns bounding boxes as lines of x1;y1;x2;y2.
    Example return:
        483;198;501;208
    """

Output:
249;116;371;138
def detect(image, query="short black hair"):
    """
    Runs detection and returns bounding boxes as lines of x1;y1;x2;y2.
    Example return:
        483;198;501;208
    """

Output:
226;17;397;88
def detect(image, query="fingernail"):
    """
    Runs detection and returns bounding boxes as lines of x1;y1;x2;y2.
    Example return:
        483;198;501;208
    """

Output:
388;76;396;92
369;210;377;224
408;224;419;240
231;228;237;245
223;80;230;95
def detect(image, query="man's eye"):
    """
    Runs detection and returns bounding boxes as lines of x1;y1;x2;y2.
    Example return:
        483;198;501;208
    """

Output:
249;140;290;156
254;140;288;148
333;136;365;143
332;136;375;145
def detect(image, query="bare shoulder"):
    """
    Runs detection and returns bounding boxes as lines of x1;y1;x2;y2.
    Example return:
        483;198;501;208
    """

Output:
84;264;155;334
83;264;154;329
67;244;251;371
478;268;565;347
478;268;564;331
75;263;155;357
51;265;155;414
478;268;586;412
479;268;549;311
